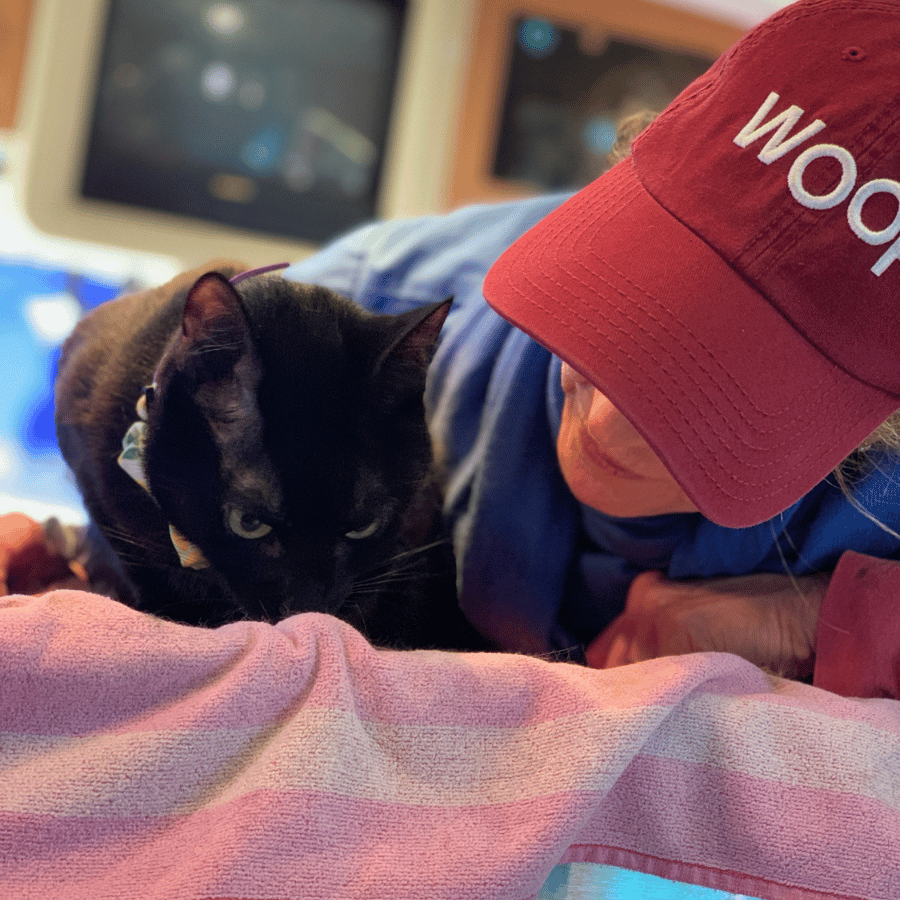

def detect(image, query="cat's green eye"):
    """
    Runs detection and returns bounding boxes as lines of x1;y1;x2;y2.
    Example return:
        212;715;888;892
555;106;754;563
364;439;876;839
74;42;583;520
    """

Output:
227;507;273;540
345;518;382;540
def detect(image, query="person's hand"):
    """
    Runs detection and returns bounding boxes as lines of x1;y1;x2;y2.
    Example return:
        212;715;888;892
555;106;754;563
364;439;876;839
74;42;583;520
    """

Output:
0;513;91;596
585;569;828;678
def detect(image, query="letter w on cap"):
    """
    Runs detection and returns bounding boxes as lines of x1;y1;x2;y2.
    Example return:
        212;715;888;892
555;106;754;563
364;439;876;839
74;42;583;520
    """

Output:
734;91;826;163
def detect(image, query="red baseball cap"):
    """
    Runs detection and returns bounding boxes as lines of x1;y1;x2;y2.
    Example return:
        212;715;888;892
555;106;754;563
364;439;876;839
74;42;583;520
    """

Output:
483;0;900;528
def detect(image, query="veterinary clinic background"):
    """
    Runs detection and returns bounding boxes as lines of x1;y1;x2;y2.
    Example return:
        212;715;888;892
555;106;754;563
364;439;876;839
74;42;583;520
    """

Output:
3;3;898;900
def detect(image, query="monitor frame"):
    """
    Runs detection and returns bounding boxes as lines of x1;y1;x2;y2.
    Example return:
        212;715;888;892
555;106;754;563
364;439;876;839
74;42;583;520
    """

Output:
17;0;477;267
448;0;744;209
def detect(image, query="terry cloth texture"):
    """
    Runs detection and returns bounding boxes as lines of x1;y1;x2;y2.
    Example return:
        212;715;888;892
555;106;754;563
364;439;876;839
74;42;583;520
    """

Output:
0;589;898;900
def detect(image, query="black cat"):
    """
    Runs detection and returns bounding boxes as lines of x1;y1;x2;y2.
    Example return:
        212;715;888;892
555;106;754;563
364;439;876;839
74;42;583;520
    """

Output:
55;261;489;651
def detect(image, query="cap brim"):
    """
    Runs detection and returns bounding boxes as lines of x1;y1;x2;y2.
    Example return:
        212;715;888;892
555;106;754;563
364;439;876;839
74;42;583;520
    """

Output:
483;159;898;527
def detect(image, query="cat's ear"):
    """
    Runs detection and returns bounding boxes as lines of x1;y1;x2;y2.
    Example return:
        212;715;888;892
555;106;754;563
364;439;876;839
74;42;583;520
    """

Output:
178;272;256;383
183;272;245;341
378;298;453;372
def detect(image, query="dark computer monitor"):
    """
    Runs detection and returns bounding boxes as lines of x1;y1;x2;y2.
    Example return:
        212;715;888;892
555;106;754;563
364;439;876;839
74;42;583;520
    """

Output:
81;0;407;245
20;0;466;265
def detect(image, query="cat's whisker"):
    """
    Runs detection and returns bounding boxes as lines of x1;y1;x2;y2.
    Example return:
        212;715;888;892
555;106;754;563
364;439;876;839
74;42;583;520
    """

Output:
350;577;427;594
349;556;450;595
194;343;243;355
385;539;451;564
100;526;169;556
349;540;451;586
353;564;447;585
352;568;425;589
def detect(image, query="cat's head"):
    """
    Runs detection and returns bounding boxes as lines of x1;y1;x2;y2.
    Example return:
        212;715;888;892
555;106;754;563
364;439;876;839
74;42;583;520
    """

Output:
142;271;451;622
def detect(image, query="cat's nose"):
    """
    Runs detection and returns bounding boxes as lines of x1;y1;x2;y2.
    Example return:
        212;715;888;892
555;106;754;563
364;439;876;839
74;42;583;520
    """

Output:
239;593;282;623
233;581;294;623
280;576;339;618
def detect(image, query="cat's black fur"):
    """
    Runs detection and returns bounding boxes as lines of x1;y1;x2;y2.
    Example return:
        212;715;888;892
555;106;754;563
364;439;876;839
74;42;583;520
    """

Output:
55;261;489;651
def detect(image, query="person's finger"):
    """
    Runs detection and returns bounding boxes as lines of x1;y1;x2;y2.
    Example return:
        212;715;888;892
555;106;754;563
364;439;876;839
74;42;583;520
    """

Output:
0;514;85;596
623;569;668;613
0;514;44;557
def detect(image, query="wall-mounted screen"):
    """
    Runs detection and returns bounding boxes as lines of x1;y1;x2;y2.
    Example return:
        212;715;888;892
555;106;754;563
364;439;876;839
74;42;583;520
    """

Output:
447;0;743;209
80;0;407;245
494;17;713;192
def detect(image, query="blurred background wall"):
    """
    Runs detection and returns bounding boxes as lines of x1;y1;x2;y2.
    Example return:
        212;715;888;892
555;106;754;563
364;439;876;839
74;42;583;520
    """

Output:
0;0;793;515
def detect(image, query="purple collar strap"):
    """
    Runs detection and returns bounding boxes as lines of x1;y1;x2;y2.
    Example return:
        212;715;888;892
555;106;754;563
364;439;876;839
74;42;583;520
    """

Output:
229;262;290;285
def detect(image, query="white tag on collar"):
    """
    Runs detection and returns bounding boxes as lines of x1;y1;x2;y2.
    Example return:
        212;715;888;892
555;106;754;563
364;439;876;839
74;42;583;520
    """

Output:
117;389;211;570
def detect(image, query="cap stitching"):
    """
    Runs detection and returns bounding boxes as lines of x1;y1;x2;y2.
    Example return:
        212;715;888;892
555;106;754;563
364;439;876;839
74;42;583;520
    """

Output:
742;102;900;275
565;172;838;437
505;256;845;500
587;175;844;431
736;196;805;274
507;186;882;498
588;268;863;459
514;249;880;499
845;102;900;174
564;265;848;481
600;314;866;496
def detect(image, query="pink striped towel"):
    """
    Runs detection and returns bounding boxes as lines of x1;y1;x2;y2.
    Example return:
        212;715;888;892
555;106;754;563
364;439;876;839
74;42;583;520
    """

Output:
0;589;897;900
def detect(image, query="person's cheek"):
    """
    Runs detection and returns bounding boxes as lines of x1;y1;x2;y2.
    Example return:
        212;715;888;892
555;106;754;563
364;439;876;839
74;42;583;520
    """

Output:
557;363;698;515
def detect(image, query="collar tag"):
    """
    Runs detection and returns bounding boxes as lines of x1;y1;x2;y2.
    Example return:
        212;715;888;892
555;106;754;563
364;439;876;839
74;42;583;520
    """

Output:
117;390;211;570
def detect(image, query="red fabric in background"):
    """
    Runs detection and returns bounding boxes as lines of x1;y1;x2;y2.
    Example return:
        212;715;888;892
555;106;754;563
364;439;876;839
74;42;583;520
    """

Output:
814;550;900;699
0;514;90;596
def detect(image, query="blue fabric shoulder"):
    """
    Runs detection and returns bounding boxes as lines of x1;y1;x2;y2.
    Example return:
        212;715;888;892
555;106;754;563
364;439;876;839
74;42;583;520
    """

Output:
284;196;570;314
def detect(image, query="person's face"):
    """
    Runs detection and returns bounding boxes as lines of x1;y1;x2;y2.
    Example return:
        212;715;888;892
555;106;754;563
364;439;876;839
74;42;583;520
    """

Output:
557;362;698;518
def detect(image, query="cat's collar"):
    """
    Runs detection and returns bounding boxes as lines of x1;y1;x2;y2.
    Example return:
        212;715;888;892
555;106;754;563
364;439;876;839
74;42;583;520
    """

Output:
118;390;211;570
229;262;289;284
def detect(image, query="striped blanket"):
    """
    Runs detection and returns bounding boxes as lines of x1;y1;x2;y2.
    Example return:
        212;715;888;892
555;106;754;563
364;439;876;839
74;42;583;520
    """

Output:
0;589;897;900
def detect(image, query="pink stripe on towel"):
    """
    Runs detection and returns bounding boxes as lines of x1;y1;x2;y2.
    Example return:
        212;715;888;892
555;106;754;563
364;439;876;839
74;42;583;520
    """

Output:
0;590;898;900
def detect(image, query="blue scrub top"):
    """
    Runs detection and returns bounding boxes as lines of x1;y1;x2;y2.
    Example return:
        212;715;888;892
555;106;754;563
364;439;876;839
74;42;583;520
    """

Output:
286;195;900;656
